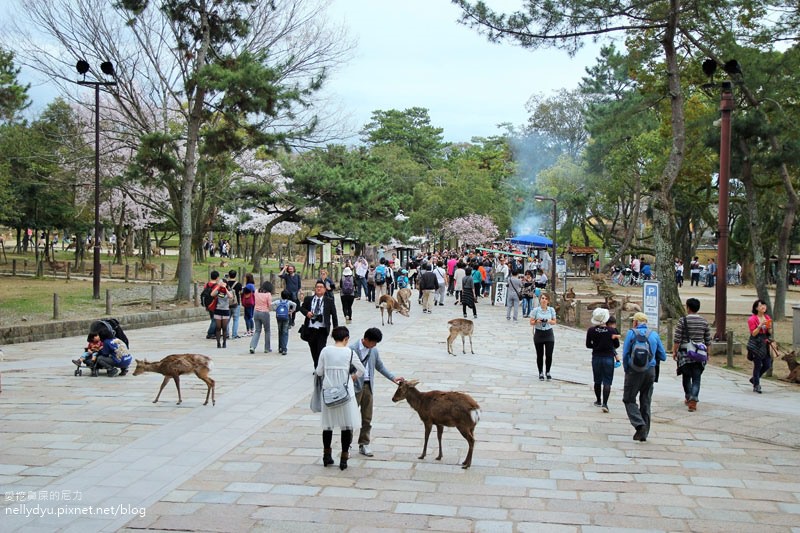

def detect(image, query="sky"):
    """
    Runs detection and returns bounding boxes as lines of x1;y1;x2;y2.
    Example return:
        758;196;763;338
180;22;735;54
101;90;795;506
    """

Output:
3;0;602;144
324;0;602;143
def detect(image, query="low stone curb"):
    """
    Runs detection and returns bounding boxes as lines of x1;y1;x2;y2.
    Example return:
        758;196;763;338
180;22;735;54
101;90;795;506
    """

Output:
0;306;208;345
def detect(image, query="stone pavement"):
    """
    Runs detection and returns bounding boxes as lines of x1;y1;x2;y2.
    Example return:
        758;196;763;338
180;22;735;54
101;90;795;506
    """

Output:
2;293;800;532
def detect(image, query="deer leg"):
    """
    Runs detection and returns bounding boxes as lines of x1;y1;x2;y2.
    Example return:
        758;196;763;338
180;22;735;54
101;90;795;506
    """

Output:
457;426;476;469
174;375;182;405
388;310;392;325
197;370;215;406
447;331;457;355
435;425;444;461
419;421;432;460
468;334;474;355
153;376;172;403
461;335;466;355
380;309;384;326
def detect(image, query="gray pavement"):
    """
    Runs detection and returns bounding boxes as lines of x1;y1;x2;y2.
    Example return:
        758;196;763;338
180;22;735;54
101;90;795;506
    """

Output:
1;292;800;532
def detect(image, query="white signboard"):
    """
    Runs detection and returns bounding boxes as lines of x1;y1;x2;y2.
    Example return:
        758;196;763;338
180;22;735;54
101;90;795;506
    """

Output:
642;280;660;331
556;258;567;274
322;243;331;264
494;281;508;306
306;244;316;265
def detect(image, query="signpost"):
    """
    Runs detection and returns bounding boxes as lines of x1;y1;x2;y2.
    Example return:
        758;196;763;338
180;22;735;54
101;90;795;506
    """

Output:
494;281;508;307
642;281;660;331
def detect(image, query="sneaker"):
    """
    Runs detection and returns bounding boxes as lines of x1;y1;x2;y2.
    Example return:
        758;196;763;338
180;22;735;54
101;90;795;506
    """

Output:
601;404;609;413
463;314;468;318
119;368;128;376
633;425;647;441
593;401;602;407
249;348;255;354
359;445;374;457
754;385;762;394
72;359;82;367
546;373;552;380
539;373;545;381
687;400;697;412
107;367;120;377
473;315;477;319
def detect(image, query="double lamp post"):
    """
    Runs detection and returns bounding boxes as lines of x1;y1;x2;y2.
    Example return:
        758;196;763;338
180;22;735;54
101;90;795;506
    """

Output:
534;194;558;296
75;60;117;300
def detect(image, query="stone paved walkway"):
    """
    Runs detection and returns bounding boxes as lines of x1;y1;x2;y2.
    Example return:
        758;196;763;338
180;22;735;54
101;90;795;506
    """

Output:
2;293;800;532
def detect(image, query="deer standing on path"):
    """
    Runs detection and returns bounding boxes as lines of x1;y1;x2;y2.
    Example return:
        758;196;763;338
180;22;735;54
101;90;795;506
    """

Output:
446;318;474;355
392;379;480;469
378;294;409;325
133;354;215;406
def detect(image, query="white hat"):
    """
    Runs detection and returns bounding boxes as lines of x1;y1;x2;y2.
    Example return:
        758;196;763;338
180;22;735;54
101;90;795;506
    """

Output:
591;307;610;326
342;267;353;276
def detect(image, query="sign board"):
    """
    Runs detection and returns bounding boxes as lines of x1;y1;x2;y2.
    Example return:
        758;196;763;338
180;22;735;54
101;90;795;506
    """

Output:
306;244;317;265
322;243;331;264
494;281;508;306
556;258;567;274
642;280;660;331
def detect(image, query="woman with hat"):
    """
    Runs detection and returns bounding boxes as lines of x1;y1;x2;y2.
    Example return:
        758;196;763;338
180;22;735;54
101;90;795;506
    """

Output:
586;307;621;412
339;265;356;324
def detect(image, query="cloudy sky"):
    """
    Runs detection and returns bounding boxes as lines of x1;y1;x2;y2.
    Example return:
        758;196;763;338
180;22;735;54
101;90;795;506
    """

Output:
325;0;602;142
4;0;601;144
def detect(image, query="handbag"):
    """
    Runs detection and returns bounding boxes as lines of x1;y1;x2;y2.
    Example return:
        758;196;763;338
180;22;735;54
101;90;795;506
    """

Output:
310;375;322;413
322;350;354;408
680;317;708;363
747;334;767;360
299;324;312;342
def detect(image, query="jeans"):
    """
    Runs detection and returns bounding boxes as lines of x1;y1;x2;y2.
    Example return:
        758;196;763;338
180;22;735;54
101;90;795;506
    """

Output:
251;310;271;352
356;275;368;298
229;305;241;337
752;355;772;388
521;296;533;317
681;362;704;401
435;285;446;305
206;313;216;337
277;319;290;353
244;306;254;332
367;284;375;302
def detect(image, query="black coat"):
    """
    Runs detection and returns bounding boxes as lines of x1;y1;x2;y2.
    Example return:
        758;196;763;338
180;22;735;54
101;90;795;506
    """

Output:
299;294;339;332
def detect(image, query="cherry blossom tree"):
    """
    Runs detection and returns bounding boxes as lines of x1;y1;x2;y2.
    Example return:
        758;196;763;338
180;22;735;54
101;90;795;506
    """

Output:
442;214;499;247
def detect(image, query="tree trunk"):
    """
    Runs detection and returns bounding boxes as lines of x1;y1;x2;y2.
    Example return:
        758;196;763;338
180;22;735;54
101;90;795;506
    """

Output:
652;0;686;320
738;139;771;309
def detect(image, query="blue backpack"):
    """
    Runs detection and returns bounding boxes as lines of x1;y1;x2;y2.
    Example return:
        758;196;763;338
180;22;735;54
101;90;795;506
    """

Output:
275;300;290;322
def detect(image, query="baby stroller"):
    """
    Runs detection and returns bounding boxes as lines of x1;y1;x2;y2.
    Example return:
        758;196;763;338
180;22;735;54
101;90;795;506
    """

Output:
74;318;129;376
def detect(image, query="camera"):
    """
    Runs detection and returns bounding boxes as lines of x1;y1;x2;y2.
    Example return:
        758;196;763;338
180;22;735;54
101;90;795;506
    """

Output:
540;319;548;325
313;313;324;323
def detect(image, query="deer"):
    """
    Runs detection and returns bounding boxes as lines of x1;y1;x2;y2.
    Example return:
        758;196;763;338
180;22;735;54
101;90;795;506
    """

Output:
446;318;474;355
395;287;413;311
47;259;68;273
378;294;409;326
133;354;215;406
780;350;800;383
392;379;481;469
621;295;642;312
141;263;157;275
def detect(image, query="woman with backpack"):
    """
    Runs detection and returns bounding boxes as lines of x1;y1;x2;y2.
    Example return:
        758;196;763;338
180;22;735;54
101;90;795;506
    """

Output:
272;289;297;355
249;281;273;354
340;266;356;324
241;273;257;336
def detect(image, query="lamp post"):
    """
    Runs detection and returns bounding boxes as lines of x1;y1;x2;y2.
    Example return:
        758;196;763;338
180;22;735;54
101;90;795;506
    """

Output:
702;58;740;341
534;195;557;295
75;60;117;300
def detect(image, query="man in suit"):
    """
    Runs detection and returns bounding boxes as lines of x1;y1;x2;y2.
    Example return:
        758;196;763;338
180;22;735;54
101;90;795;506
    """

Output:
349;328;403;457
299;280;339;368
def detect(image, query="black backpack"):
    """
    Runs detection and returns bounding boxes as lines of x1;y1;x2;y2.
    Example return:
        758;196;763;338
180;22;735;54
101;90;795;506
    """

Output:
200;284;215;311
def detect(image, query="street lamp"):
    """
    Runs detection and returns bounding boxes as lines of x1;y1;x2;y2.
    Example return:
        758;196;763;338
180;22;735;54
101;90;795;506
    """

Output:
702;58;739;341
534;194;557;295
75;60;117;300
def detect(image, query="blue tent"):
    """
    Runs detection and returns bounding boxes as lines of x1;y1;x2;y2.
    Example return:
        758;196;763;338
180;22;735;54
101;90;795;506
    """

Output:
507;234;553;248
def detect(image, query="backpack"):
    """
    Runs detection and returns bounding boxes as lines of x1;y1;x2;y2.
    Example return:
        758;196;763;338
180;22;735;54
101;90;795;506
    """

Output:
200;284;216;312
367;269;376;285
341;275;355;296
227;281;241;308
374;267;385;285
630;331;654;372
241;289;255;307
275;300;290;322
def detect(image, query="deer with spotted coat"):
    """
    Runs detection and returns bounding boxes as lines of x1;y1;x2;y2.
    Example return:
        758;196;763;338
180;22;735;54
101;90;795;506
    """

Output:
133;353;215;406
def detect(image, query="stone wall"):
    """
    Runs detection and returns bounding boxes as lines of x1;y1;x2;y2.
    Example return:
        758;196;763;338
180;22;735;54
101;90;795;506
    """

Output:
0;307;209;345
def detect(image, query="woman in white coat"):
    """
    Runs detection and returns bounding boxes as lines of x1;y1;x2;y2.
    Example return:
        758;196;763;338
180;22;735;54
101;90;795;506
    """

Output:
315;326;366;470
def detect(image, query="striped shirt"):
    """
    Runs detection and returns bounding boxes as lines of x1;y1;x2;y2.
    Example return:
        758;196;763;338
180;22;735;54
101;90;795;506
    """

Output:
674;314;712;346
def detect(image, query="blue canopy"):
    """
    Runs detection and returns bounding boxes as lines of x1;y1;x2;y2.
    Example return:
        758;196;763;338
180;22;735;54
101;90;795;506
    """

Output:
507;234;553;248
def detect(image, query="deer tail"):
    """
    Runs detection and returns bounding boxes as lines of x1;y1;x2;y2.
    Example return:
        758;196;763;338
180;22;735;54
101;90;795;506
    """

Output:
470;409;481;424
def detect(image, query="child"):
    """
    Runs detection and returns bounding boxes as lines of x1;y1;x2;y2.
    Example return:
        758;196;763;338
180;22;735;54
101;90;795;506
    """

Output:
607;316;622;367
272;289;297;355
73;333;103;373
95;338;133;377
396;269;409;289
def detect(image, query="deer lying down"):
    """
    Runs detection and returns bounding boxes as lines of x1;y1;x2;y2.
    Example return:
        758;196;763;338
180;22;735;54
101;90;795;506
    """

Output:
378;294;409;326
133;353;215;406
392;379;481;469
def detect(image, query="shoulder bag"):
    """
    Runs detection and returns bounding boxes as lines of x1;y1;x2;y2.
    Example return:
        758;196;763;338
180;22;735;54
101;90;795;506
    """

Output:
322;350;354;407
680;317;708;363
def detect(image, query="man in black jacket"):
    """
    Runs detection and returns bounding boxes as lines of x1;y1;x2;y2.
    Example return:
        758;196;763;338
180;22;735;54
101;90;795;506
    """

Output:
418;264;439;314
299;281;339;368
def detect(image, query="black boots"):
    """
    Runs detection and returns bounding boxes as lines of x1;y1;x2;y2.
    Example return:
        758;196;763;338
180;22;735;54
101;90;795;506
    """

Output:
339;451;348;470
323;448;333;467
